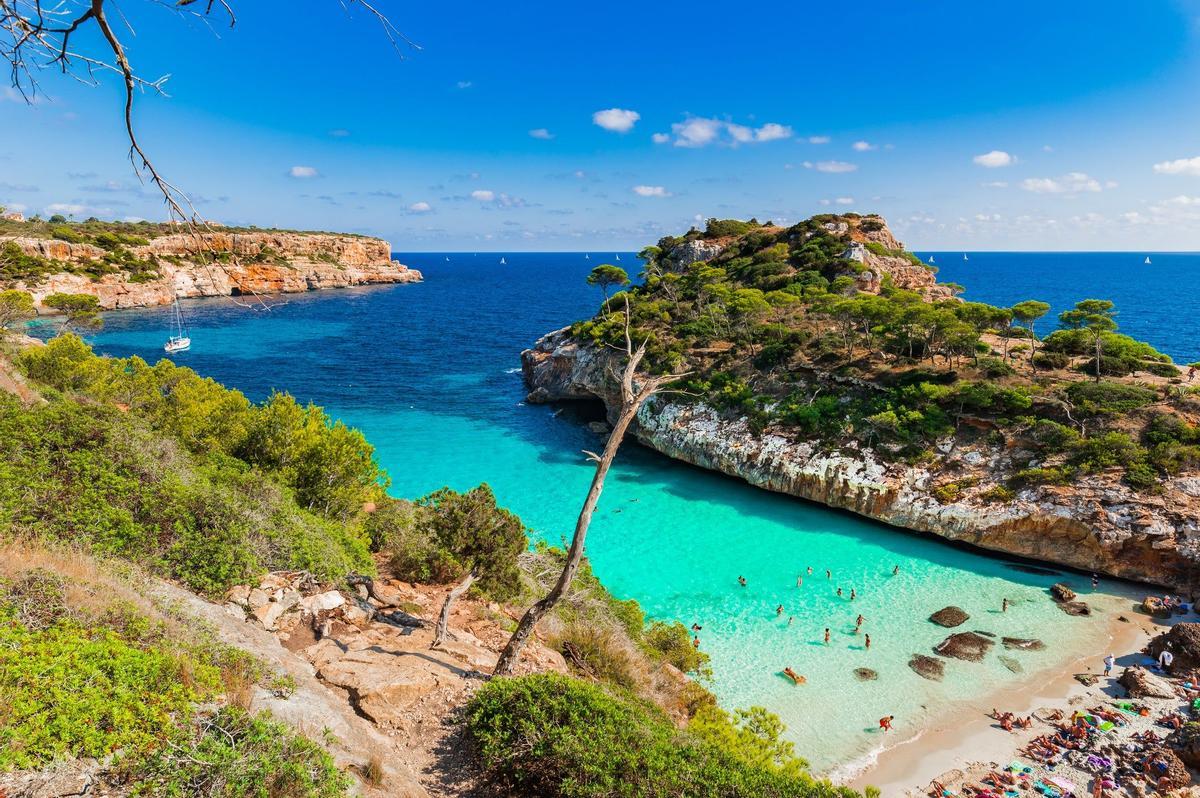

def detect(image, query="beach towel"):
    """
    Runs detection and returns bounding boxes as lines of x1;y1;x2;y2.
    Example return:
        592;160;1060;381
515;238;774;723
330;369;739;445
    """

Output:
1048;776;1076;793
1098;720;1115;732
1007;761;1033;774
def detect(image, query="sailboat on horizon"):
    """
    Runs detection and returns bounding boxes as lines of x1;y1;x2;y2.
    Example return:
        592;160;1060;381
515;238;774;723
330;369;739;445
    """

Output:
962;253;969;262
164;292;191;353
615;253;621;261
500;256;507;265
1145;256;1152;264
928;255;936;264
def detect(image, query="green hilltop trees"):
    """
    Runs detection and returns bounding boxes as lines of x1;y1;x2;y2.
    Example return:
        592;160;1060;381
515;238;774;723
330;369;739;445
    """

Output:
43;293;103;335
586;264;629;313
1059;299;1118;382
0;289;35;334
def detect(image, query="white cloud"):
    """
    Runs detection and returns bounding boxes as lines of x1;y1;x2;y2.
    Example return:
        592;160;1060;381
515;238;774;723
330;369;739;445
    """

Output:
470;189;495;201
1153;156;1200;176
835;197;855;205
851;140;876;152
651;132;670;144
667;116;793;148
45;203;86;214
573;170;586;179
803;160;857;173
408;201;432;213
288;166;319;178
1165;195;1200;206
632;185;671;197
456;80;473;89
1020;172;1105;194
982;181;1009;188
754;123;793;142
592;108;640;133
807;135;831;144
973;150;1014;168
529;128;555;140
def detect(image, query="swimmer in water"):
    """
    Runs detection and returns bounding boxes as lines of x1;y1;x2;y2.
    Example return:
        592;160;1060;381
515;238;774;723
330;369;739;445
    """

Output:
836;587;843;598
776;604;784;616
893;565;900;576
865;633;871;650
738;576;747;587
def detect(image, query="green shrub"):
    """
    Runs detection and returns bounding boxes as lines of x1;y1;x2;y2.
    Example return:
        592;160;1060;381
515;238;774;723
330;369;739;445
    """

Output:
978;485;1015;503
0;606;217;770
465;673;848;798
132;707;351;798
976;357;1014;378
1032;351;1071;370
642;620;711;675
1065;381;1157;416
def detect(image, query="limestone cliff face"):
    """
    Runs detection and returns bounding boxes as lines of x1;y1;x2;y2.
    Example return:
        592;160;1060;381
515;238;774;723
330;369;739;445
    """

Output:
522;328;1199;587
5;232;422;310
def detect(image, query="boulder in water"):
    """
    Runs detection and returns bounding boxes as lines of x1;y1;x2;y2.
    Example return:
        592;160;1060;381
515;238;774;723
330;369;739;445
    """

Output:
1057;600;1091;616
1002;637;1046;651
1050;583;1077;603
998;655;1023;674
934;632;995;662
929;606;969;627
909;654;944;681
854;667;878;681
1119;666;1176;699
1149;623;1200;671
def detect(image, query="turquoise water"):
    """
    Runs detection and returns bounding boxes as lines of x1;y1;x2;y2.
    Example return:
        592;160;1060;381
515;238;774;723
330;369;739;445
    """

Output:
62;253;1151;775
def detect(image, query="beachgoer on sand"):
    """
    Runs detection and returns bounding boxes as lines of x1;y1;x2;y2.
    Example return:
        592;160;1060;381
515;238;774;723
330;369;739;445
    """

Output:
1103;653;1115;676
1159;648;1174;671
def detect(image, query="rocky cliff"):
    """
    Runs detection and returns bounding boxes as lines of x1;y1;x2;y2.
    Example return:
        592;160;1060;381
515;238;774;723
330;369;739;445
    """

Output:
522;327;1199;587
4;231;422;310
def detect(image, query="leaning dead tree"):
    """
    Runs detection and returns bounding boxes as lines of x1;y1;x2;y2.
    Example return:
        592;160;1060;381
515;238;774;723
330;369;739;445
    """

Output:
493;301;687;676
0;0;412;308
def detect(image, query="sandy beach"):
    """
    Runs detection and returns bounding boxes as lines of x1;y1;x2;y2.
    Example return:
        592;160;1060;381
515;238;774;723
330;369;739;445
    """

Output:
844;602;1178;796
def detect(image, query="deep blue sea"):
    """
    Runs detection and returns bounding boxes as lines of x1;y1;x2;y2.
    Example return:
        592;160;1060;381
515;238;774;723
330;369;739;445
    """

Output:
59;251;1176;775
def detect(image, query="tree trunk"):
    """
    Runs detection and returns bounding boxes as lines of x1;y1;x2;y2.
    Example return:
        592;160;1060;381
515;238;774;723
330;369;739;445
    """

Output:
431;570;478;650
1094;334;1103;382
1027;323;1037;369
492;395;642;675
494;302;682;677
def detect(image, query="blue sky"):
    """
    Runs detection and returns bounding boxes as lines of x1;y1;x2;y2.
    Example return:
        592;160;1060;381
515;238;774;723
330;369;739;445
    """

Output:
3;0;1200;250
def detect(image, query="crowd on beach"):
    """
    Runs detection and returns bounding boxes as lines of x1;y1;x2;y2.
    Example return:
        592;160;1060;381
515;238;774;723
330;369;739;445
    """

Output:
921;602;1200;798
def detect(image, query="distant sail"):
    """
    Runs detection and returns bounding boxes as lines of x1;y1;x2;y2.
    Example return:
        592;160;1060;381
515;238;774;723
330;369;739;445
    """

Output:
500;257;507;265
929;255;936;264
963;253;969;261
615;253;621;261
1145;256;1152;264
585;253;590;260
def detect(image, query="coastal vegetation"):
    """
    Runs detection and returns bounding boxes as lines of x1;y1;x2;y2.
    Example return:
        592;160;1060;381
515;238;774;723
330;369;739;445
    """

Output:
0;332;846;796
567;214;1193;494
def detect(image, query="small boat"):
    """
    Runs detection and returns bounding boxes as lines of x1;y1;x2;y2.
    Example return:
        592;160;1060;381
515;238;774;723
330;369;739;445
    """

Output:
445;256;450;262
164;293;190;353
962;253;968;261
1145;256;1152;264
929;255;936;264
615;253;621;261
585;253;590;260
500;257;507;265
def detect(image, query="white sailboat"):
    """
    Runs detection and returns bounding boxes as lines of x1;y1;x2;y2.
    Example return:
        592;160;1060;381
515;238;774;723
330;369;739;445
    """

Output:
164;293;191;353
615;253;621;261
500;257;507;265
585;253;590;260
962;253;969;262
929;255;936;264
1145;256;1152;264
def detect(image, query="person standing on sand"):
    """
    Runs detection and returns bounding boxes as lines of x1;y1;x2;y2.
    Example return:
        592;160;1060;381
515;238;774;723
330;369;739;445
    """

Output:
1104;653;1115;676
824;628;831;645
879;715;893;732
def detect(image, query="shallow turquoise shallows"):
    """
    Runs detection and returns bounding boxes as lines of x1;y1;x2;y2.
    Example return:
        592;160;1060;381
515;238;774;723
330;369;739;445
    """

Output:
67;252;1156;775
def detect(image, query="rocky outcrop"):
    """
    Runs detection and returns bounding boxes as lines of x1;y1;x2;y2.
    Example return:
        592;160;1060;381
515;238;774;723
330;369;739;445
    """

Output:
666;239;725;269
909;654;945;681
1120;666;1177;699
934;632;995;662
1150;624;1200;672
4;232;422;311
520;327;1200;586
1001;637;1046;651
929;606;969;628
